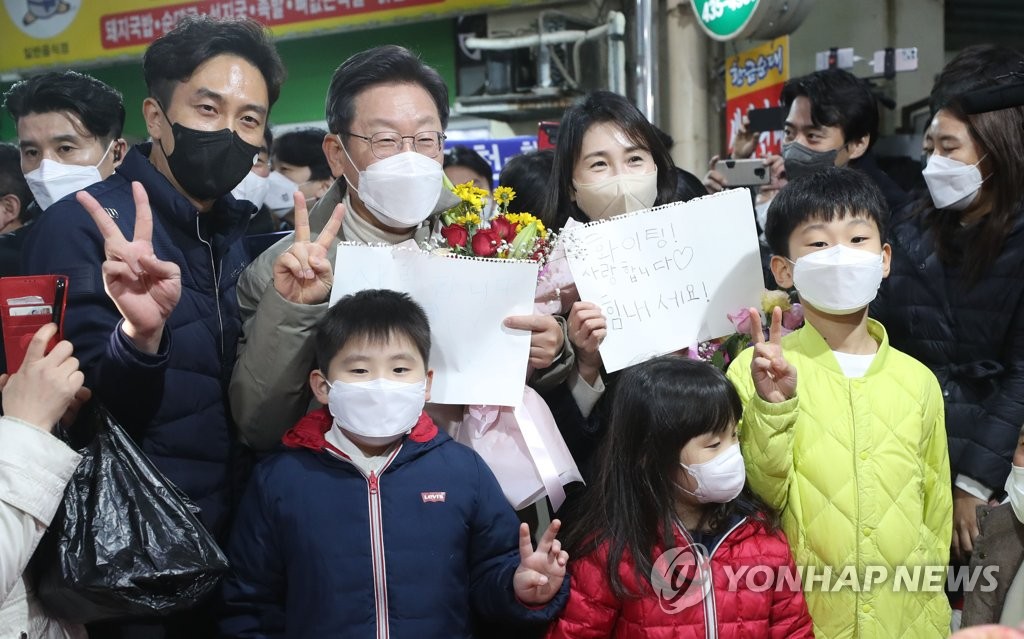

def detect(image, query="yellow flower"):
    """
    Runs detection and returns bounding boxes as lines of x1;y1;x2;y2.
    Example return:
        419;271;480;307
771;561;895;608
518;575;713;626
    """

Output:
493;186;516;206
452;182;489;214
761;289;791;314
453;213;482;227
506;212;547;239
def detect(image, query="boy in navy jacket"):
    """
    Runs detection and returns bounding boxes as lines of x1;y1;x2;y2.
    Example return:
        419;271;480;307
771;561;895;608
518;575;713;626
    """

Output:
220;289;569;638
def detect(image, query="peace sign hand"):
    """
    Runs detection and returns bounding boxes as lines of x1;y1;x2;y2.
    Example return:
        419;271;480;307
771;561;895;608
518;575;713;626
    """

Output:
513;519;569;606
749;306;797;404
78;182;181;354
273;192;345;305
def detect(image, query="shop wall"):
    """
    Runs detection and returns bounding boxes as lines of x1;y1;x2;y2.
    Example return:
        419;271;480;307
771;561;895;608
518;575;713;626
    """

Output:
785;0;944;132
2;19;456;143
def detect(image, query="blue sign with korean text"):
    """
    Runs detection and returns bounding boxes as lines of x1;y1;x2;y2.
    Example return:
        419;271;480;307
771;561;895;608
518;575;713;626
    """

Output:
444;136;538;185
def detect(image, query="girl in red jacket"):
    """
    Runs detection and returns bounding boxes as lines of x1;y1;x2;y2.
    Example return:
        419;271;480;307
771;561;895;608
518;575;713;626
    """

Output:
546;357;814;639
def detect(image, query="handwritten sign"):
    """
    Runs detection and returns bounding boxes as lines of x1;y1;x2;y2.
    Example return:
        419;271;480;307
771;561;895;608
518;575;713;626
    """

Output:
565;188;763;372
331;244;539;405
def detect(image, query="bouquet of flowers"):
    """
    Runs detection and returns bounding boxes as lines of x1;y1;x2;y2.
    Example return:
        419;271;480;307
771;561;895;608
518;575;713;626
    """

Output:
436;181;554;262
434;182;579;511
690;289;804;371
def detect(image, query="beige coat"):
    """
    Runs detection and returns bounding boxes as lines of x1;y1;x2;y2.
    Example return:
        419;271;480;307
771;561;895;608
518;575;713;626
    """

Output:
0;417;85;639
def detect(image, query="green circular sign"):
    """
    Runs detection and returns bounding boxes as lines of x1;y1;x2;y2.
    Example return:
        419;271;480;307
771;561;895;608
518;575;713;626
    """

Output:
691;0;760;40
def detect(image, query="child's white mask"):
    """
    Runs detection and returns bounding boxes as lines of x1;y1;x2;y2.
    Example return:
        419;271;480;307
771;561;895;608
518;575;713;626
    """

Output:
791;245;884;315
327;378;426;446
676;443;746;504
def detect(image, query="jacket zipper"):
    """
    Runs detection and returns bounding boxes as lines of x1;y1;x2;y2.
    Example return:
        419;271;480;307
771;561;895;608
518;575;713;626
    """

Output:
673;517;746;639
849;379;862;614
367;469;389;639
195;217;224;357
702;517;746;639
327;444;403;639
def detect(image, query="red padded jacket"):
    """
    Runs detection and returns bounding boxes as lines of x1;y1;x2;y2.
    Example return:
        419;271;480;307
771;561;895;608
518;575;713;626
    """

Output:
546;517;815;639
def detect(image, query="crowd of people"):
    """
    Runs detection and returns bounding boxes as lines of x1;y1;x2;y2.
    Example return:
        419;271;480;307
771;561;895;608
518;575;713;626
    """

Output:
1;12;1023;639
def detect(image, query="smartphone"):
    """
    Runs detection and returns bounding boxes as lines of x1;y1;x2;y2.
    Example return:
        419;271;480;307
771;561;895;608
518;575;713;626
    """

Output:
0;274;68;373
713;159;771;187
746;106;787;133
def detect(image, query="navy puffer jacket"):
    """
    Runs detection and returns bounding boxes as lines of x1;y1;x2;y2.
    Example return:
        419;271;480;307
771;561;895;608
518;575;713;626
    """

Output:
22;143;252;537
220;408;569;638
872;201;1024;493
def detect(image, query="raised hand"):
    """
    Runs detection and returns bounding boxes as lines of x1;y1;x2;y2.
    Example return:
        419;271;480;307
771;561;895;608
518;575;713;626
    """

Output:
703;155;729;194
273;192;345;305
504;314;565;370
749;306;797;403
568;301;606;384
0;324;84;431
731;115;757;160
513;519;569;605
78;182;181;354
766;154;787;188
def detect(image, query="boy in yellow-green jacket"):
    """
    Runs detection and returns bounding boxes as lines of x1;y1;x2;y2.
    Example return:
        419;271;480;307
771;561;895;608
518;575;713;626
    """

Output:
727;168;952;639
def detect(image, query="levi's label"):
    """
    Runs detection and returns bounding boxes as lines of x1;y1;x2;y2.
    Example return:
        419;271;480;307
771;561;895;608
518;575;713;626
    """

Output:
421;492;446;503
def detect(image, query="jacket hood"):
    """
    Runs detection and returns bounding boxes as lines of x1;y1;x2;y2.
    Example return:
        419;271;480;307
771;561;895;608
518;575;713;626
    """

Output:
282;407;441;460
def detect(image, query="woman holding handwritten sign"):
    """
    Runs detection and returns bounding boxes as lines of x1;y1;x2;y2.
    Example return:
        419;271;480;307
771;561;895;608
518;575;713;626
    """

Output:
539;91;705;483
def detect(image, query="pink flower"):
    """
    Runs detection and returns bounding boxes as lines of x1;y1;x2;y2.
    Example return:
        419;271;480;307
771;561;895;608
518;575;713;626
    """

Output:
782;303;804;331
727;308;753;335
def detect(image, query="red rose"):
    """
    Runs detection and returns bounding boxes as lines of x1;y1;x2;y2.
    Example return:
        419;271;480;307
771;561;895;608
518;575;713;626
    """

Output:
472;228;501;257
490;216;517;244
442;224;469;248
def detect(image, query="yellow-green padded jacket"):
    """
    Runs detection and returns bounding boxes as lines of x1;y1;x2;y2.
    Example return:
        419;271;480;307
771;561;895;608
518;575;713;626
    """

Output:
727;319;952;639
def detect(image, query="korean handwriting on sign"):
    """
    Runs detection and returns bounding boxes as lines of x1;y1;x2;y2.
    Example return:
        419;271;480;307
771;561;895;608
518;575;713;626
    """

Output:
599;281;710;332
578;223;694;285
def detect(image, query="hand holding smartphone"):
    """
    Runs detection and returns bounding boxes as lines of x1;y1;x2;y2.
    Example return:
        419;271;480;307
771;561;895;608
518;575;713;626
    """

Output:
0;275;69;372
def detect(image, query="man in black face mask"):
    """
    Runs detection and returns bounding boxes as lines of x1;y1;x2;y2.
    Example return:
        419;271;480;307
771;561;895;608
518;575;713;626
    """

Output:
778;69;908;213
21;15;285;637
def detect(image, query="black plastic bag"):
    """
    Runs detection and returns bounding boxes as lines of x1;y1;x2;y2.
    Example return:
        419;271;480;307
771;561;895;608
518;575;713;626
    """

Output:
32;402;229;623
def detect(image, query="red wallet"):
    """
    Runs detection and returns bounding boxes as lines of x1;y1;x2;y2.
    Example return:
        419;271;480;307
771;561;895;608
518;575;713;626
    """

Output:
0;275;68;373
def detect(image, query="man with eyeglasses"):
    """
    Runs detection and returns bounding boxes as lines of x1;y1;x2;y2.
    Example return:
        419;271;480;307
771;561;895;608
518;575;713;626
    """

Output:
229;44;574;451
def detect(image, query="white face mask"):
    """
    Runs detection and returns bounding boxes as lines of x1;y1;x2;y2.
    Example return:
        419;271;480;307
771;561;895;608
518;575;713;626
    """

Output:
264;171;299;217
572;170;658;221
922;154;986;211
25;142;113;210
341;137;445;228
677;442;746;504
1005;464;1024;525
327;377;427;447
231;171;270;210
792;245;884;315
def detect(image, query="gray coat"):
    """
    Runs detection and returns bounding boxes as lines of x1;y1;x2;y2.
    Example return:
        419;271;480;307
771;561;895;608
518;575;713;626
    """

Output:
961;503;1024;627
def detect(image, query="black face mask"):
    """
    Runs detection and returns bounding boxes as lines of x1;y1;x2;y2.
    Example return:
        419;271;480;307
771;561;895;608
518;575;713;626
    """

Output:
781;141;841;180
158;108;260;201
